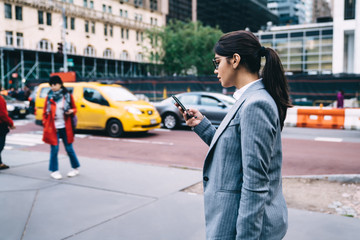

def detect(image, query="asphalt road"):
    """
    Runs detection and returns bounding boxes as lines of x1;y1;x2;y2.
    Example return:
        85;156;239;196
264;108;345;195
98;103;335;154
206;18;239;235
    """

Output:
7;116;360;176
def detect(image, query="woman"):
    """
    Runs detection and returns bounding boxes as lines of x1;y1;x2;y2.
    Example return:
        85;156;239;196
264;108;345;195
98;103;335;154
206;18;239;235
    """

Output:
179;31;292;239
0;94;15;169
42;76;80;180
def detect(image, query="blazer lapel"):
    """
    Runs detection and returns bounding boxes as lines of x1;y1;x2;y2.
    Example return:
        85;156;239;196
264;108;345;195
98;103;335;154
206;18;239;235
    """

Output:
206;80;265;154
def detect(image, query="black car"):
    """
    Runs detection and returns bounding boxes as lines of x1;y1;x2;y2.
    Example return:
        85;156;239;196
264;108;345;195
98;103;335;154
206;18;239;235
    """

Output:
2;95;29;119
153;92;236;129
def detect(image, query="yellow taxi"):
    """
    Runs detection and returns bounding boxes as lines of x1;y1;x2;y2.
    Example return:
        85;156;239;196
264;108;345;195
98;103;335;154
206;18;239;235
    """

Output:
35;82;161;137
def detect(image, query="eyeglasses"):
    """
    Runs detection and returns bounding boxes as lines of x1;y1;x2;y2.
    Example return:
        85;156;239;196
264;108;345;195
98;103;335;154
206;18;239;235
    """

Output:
212;58;219;70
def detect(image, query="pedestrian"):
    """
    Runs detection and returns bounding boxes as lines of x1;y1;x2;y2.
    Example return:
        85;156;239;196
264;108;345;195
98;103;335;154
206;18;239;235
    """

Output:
178;30;292;239
42;76;80;180
0;94;16;170
336;90;344;108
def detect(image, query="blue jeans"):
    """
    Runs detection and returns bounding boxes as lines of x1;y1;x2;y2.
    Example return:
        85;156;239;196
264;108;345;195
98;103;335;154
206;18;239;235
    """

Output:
49;128;80;172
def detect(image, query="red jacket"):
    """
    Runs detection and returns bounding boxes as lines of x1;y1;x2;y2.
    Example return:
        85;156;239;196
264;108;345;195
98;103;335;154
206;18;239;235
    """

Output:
0;95;14;127
42;94;77;145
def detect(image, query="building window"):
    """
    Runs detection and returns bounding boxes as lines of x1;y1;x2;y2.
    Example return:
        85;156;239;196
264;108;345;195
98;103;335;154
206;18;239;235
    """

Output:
126;29;129;39
150;0;157;11
134;0;143;7
85;20;89;33
121;51;129;60
91;21;95;33
104;24;108;36
5;31;13;46
64;16;68;29
124;10;128;18
70;17;75;30
344;0;356;20
84;45;95;56
109;25;113;37
67;43;76;54
16;32;23;47
83;0;87;7
121;28;124;39
103;48;113;58
108;6;112;13
120;9;123;17
38;11;44;24
4;4;12;19
89;0;94;9
38;39;52;51
15;6;22;20
141;32;143;42
102;4;106;12
136;52;143;62
46;12;52;26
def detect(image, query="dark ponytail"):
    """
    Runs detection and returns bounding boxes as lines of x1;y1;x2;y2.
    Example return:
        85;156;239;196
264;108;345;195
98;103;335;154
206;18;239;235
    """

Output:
214;30;292;130
261;48;292;130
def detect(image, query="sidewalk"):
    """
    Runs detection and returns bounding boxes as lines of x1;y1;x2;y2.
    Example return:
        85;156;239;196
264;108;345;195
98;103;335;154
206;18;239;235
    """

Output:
1;149;359;240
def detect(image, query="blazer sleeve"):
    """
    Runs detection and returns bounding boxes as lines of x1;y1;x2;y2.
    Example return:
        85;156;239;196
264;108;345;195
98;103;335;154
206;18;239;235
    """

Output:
236;98;279;239
193;117;216;146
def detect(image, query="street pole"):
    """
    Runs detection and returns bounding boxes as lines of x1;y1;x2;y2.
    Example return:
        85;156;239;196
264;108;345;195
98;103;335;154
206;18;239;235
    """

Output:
62;7;68;72
0;48;4;89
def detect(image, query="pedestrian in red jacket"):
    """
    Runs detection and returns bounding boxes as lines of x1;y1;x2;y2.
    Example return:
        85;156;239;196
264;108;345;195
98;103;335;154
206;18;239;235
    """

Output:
42;76;80;180
0;95;16;169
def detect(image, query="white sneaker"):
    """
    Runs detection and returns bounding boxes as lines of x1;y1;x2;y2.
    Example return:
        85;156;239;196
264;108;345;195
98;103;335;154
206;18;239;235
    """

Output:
50;171;62;180
67;169;79;177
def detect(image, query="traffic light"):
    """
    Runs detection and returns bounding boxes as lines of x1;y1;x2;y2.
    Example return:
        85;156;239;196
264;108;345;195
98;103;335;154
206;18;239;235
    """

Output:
57;42;63;55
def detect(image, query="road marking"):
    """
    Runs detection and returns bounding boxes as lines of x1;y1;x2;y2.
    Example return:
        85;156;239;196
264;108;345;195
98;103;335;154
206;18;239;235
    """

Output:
154;128;171;132
88;136;173;145
314;137;343;142
5;133;44;148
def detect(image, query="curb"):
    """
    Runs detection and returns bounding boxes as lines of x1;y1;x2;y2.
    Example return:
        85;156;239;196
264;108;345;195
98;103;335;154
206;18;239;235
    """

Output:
284;174;360;184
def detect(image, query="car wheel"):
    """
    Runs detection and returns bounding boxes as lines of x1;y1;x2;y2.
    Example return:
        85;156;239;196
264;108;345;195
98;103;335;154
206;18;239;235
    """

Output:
162;113;179;130
106;119;124;138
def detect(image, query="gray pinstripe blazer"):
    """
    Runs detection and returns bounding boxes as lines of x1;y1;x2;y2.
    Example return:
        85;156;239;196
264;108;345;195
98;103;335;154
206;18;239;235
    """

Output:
194;80;288;240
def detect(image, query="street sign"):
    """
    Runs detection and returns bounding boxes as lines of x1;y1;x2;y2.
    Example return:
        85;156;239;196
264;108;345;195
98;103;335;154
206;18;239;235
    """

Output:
67;58;74;67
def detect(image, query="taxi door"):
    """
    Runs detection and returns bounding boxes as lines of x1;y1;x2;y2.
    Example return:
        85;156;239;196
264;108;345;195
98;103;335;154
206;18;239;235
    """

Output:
76;87;110;129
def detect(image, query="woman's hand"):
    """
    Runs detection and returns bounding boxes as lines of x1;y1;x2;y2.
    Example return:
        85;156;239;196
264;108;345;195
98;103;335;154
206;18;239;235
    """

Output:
65;109;74;115
175;103;204;127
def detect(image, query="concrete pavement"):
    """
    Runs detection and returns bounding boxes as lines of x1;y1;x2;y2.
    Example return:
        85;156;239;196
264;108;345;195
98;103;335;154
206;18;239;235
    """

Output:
1;149;359;240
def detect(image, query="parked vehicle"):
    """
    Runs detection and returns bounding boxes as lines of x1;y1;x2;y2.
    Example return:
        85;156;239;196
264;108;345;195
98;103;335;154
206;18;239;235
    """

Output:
153;92;236;130
35;82;161;137
1;95;29;119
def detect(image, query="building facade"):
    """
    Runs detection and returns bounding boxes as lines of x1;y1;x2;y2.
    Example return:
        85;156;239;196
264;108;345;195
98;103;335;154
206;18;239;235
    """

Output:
196;0;278;33
0;0;168;88
257;22;333;74
267;0;306;25
333;0;360;74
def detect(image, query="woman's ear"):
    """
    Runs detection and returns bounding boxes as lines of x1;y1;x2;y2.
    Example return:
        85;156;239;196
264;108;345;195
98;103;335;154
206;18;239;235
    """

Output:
232;53;241;69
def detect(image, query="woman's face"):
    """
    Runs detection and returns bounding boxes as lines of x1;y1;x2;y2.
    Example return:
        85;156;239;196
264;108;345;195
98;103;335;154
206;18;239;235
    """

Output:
213;54;235;88
50;83;62;92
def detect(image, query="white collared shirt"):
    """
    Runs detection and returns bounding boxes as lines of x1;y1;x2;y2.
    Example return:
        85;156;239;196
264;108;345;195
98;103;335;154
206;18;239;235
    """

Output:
233;78;262;100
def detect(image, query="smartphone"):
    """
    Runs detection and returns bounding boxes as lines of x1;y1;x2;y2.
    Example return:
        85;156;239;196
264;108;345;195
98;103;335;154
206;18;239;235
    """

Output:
172;95;193;118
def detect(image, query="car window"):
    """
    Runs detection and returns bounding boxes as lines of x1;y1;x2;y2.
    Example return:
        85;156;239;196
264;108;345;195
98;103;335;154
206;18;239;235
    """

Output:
200;96;220;107
39;87;73;98
1;95;15;101
179;95;198;105
100;86;137;101
83;87;109;106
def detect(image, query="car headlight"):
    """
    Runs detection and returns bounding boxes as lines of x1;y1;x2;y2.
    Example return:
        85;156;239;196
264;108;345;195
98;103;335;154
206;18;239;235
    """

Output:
125;106;142;115
7;105;15;111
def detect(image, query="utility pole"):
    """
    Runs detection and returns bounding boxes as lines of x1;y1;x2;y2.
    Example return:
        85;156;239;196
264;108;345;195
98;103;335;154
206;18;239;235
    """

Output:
0;48;4;88
62;7;68;72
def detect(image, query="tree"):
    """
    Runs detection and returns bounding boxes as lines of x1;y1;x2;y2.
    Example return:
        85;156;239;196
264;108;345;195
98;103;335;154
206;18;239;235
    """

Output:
145;20;223;76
